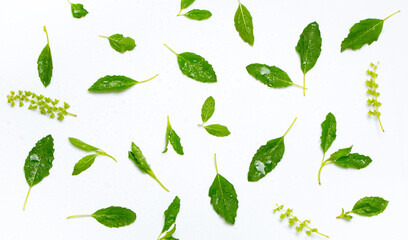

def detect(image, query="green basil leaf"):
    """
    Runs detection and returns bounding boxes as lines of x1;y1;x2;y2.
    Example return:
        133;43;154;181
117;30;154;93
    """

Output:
334;153;372;169
161;196;181;234
100;34;136;53
204;124;231;137
184;9;212;21
88;74;157;92
181;0;195;10
248;118;296;182
201;96;215;123
327;146;353;162
234;2;254;46
246;64;296;88
23;134;55;210
320;112;336;154
296;22;322;75
248;137;284;182
128;142;151;173
37;27;53;87
69;137;99;152
70;2;88;19
177;52;217;83
72;154;98;175
169;129;184;155
209;173;238;224
341;19;383;52
161;225;177;240
351;197;389;217
92;206;136;228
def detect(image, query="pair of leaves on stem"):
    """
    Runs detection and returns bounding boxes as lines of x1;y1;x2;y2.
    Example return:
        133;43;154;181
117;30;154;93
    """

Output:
337;197;388;220
158;196;181;240
234;0;254;46
248;118;297;182
366;62;384;132
23;135;55;210
163;116;184;155
199;96;230;137
100;34;136;53
129;142;169;192
7;90;76;121
318;113;372;185
164;44;217;83
273;205;329;238
69;138;117;175
67;206;136;228
208;154;238;224
37;26;53;87
296;22;322;96
178;0;212;21
246;64;304;92
88;74;158;92
68;1;88;19
341;11;400;52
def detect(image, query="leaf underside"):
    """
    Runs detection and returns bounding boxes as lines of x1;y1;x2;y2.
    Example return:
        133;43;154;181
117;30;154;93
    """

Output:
209;174;238;224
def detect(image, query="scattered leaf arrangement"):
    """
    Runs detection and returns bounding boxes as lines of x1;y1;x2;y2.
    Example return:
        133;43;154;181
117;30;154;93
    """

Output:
69;137;117;175
9;0;399;238
198;96;231;137
177;0;212;21
317;113;372;185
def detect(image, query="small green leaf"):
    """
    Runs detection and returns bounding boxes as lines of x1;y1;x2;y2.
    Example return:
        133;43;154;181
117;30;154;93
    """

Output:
201;96;215;124
327;146;353;162
100;34;136;53
335;153;372;169
161;196;181;234
88;74;157;92
68;206;136;228
184;9;212;21
209;155;238;224
72;154;98;175
234;2;254;45
351;197;389;217
246;64;298;88
180;0;195;10
69;137;99;152
248;118;296;182
163;116;184;155
320;112;336;154
204;124;231;137
37;27;53;87
69;2;88;18
23;135;55;210
160;225;178;240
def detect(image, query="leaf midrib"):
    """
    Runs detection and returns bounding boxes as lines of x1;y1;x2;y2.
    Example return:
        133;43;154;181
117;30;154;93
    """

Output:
238;3;249;33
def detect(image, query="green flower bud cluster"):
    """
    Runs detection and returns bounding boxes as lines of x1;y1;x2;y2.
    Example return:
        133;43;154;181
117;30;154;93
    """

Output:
366;62;384;132
273;204;329;238
7;90;76;121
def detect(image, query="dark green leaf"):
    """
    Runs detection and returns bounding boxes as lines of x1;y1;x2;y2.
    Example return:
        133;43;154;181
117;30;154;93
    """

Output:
184;9;212;21
100;34;136;53
161;196;181;233
201;96;215;123
341;19;383;52
37;27;53;87
234;3;254;45
24;135;55;187
296;21;322;75
334;153;372;169
69;137;99;152
209;174;238;224
177;52;217;83
181;0;195;10
204;124;231;137
70;3;88;18
128;142;151;173
327;146;353;162
351;197;388;217
246;64;294;88
72;154;98;175
320;112;336;153
169;129;184;155
248;137;284;182
92;206;136;228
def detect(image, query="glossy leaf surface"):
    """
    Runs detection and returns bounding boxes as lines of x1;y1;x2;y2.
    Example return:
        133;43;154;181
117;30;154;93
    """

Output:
246;64;294;88
234;2;254;45
334;153;372;169
209;174;238;224
177;52;217;83
70;3;88;18
295;21;322;75
92;206;136;228
351;197;389;216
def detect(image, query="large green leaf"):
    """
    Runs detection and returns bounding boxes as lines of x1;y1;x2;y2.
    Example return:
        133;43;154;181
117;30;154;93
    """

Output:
234;2;254;45
351;197;389;217
296;21;322;75
161;197;181;233
177;52;217;83
209;173;238;224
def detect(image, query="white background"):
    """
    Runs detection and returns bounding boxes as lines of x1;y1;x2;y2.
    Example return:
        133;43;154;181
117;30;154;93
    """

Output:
0;0;407;239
